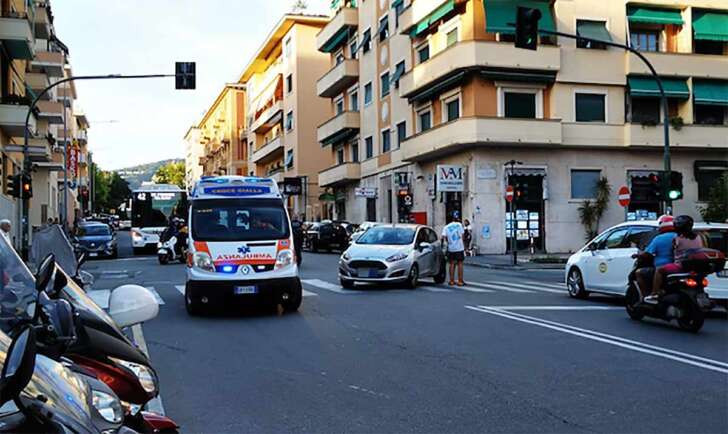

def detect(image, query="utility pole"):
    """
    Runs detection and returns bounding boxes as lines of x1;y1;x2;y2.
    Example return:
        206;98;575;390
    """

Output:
506;160;522;266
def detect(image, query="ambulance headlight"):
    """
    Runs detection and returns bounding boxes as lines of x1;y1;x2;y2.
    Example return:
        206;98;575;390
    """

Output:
275;249;294;270
193;252;215;272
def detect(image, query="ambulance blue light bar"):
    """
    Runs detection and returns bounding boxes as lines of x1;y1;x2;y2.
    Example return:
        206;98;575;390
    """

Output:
192;175;281;199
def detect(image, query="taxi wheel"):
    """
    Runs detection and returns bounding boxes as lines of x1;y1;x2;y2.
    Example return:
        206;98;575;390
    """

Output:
567;268;589;299
433;261;447;284
406;264;419;289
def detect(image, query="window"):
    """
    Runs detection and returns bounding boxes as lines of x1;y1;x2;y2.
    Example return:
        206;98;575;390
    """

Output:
335;97;345;115
364;82;373;106
381;129;391;153
362;29;372;54
285;149;294;168
446;29;458;47
394;1;405;28
349;37;358;59
696;162;728;202
694;40;725;55
576;20;609;49
504;92;537;119
351;141;359;162
336;147;345;165
379;16;389;42
392;61;405;88
335;51;345;65
365;136;373;159
603;228;630;249
442;94;460;122
381;72;390;97
694;105;726;125
285;111;294;131
284;37;292;58
349;90;359;111
417;43;430;63
575;93;606;122
396;122;406;148
417;109;432;132
286;74;293;93
630;98;660;124
191;199;290;242
630;31;659;52
570;169;601;199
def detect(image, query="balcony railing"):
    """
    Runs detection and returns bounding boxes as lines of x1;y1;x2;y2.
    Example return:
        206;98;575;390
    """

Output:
0;97;37;137
317;59;359;98
0;14;33;60
31;50;65;77
319;162;361;187
252;135;284;164
627;51;728;81
316;6;358;53
36;100;64;124
317;111;360;145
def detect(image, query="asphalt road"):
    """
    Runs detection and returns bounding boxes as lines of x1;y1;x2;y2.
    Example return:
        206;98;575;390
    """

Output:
84;232;728;433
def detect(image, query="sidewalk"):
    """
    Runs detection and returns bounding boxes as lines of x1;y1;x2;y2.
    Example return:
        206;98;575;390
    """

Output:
464;253;570;270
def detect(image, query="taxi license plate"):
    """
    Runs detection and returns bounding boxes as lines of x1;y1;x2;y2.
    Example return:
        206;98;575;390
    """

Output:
718;270;728;278
234;285;257;295
89;252;98;257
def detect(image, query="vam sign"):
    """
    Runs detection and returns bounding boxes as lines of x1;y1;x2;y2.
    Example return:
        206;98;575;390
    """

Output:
436;165;465;192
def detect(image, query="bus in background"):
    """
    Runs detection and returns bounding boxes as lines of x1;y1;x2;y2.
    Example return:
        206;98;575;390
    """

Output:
131;183;187;254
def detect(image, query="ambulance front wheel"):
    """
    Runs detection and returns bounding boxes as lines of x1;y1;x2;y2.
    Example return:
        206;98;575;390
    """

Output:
282;284;302;313
185;283;203;316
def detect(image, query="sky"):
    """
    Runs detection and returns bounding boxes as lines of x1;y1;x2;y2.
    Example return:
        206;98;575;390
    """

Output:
52;0;329;171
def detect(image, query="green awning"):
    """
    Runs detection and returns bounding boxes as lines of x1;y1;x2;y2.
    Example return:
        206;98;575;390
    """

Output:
628;77;690;99
321;27;351;53
576;20;612;42
391;62;406;84
408;71;467;104
485;1;556;34
627;6;683;25
693;10;728;41
319;192;336;201
392;0;403;8
410;0;455;37
694;80;728;106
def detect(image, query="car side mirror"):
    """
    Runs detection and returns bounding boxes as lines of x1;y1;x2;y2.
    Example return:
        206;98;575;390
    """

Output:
35;254;55;292
0;326;37;407
108;285;159;328
587;243;598;252
418;242;431;251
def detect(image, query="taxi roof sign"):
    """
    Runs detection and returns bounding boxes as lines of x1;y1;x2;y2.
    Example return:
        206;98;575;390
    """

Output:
192;176;282;199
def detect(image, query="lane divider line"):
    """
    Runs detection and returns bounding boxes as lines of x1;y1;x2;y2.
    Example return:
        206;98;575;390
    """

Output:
477;306;623;311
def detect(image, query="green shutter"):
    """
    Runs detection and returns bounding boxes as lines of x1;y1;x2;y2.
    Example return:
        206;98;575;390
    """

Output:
693;10;728;41
576;20;613;42
391;0;403;9
694;80;728;106
485;0;556;34
322;28;351;53
628;77;690;99
627;6;683;25
410;0;455;38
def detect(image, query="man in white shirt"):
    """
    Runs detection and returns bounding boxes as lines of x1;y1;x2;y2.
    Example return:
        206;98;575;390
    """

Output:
0;220;11;245
441;211;465;286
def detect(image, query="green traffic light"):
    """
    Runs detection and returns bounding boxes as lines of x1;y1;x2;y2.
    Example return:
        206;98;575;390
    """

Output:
668;190;680;200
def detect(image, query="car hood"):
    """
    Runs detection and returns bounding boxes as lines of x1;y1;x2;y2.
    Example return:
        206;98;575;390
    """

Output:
346;244;410;260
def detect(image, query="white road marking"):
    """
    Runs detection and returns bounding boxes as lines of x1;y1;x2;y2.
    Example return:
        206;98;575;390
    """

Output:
87;289;110;309
175;285;185;295
467;281;534;293
147;287;164;305
454;285;495;293
466;305;728;374
175;284;316;297
131;324;166;416
479;305;623;311
419;286;453;293
302;279;364;294
489;281;566;294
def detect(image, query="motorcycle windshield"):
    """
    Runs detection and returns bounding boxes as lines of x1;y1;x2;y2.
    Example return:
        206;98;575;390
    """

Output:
30;225;78;276
0;235;37;334
56;267;119;332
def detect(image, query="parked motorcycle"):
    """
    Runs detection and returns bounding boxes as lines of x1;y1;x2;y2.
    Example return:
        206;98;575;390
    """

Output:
626;249;725;332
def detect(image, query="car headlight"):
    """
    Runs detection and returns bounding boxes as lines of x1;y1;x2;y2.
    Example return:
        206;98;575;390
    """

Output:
342;252;351;261
193;252;215;272
106;241;114;248
275;249;293;269
110;357;158;395
386;252;409;263
92;390;124;424
131;230;143;240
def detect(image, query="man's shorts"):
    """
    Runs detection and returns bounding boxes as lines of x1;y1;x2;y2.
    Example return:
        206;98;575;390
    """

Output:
447;251;465;263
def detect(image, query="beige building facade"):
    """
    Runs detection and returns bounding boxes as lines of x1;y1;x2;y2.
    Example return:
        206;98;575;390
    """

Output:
317;0;728;253
196;84;247;179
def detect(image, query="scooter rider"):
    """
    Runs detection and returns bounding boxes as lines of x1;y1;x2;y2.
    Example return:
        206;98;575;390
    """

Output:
636;215;676;300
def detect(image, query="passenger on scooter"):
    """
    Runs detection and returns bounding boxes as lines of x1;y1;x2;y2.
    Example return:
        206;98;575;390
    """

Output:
636;215;675;298
646;215;704;303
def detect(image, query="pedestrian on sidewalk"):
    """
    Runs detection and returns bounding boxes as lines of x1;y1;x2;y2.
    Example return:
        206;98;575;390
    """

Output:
441;211;466;286
0;220;11;245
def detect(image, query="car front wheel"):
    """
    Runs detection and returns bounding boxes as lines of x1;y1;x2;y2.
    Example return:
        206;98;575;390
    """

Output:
406;264;419;289
567;268;589;299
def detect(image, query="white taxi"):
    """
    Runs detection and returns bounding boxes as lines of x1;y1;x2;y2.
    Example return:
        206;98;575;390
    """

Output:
565;221;728;306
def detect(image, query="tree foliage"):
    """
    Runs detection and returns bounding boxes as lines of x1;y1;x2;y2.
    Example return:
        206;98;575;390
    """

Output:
93;165;131;214
152;161;186;189
578;177;612;241
699;173;728;223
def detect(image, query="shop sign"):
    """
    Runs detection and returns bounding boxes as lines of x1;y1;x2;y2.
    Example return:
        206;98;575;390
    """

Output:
355;187;378;198
436;165;465;192
282;177;303;196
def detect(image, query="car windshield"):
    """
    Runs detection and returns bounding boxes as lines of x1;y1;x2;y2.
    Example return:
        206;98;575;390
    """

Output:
78;225;111;236
0;236;36;334
192;198;290;242
357;227;415;245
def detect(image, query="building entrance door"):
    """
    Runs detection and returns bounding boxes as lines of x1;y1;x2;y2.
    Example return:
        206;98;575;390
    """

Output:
445;192;462;224
366;198;377;222
506;174;545;252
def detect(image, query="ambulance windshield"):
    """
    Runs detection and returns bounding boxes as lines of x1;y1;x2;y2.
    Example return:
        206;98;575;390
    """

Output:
192;198;290;242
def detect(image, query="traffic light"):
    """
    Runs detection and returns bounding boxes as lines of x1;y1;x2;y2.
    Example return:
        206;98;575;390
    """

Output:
515;182;529;200
667;170;683;201
20;173;32;199
515;6;542;50
175;62;196;90
648;173;663;201
5;174;20;198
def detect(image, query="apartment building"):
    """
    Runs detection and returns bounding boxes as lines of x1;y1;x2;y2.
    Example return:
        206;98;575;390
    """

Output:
317;0;728;253
196;84;247;178
241;14;332;220
184;126;202;191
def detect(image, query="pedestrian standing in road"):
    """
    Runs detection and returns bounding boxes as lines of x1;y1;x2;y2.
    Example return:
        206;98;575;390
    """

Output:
0;220;11;245
441;211;466;286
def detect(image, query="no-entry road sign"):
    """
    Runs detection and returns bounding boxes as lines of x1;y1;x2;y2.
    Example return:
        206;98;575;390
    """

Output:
618;185;631;207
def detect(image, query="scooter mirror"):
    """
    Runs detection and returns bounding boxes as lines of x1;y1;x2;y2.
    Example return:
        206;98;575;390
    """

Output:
52;270;68;295
35;254;56;293
108;285;159;328
0;326;37;407
77;252;87;268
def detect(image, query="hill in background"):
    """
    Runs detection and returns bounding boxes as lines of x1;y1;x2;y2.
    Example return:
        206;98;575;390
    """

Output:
116;158;183;191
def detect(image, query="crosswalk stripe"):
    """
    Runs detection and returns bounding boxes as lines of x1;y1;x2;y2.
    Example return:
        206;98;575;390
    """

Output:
488;281;565;294
467;282;535;293
454;285;495;293
524;281;566;290
419;286;453;293
176;284;317;297
147;287;165;305
301;279;364;294
175;285;185;295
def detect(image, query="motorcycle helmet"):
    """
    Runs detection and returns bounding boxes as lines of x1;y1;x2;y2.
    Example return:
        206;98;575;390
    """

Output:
673;215;694;234
657;215;674;232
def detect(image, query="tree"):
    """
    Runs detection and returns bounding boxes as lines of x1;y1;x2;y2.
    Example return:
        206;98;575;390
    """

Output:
699;173;728;223
93;168;110;214
108;172;131;214
152;161;186;189
577;177;612;240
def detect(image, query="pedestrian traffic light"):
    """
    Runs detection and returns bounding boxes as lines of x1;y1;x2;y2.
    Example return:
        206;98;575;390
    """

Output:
175;62;196;90
515;6;541;50
667;170;683;201
20;173;32;199
5;174;20;198
648;173;663;201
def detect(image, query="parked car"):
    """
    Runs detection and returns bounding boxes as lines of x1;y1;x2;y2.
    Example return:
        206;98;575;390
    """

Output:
73;222;118;258
350;221;381;243
305;220;351;252
565;221;728;306
339;224;446;289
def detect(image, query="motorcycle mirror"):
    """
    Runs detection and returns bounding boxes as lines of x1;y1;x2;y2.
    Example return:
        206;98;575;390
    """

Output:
77;253;87;269
52;270;68;295
35;254;56;293
108;285;159;328
0;326;37;407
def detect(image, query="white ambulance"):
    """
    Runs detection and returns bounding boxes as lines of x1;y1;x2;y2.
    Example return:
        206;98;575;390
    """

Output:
185;176;301;315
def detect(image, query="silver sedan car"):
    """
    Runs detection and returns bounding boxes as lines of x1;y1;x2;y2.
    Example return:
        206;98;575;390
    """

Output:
339;224;446;289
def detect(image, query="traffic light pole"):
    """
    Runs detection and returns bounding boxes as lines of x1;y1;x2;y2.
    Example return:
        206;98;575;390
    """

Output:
537;29;672;213
20;73;176;260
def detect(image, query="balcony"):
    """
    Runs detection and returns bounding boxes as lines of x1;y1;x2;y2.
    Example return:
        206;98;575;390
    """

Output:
25;72;52;100
398;0;444;34
31;50;65;77
319;162;361;187
3;137;52;162
625;123;728;149
317;111;360;145
0;15;33;59
33;5;51;39
398;40;561;98
0;100;36;137
36;100;64;124
627;51;728;81
251;100;283;134
316;7;358;53
76;130;88;144
317;59;359;98
252;135;284;164
57;86;76;107
401;116;563;161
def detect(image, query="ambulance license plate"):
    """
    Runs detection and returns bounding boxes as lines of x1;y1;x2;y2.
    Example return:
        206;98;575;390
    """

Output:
234;285;257;295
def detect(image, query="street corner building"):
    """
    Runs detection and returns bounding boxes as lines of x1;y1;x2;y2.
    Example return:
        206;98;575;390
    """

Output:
313;0;728;254
0;0;92;249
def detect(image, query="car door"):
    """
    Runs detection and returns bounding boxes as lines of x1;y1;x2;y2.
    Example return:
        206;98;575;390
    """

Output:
414;229;434;275
426;228;443;274
602;226;654;294
586;228;630;292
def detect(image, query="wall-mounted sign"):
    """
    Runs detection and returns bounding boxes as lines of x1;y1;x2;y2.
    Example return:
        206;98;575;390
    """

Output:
477;167;497;179
436;165;465;192
282;177;302;196
355;187;378;198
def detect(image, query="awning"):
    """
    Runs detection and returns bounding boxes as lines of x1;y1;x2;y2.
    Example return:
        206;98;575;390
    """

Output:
576;20;612;42
33;162;65;172
392;0;403;9
391;62;405;85
627;6;683;25
378;16;389;39
353;30;371;55
485;0;556;34
693;10;728;42
319;192;336;201
693;80;728;106
321;27;351;53
627;76;690;99
408;71;467;104
410;0;456;38
480;68;556;83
